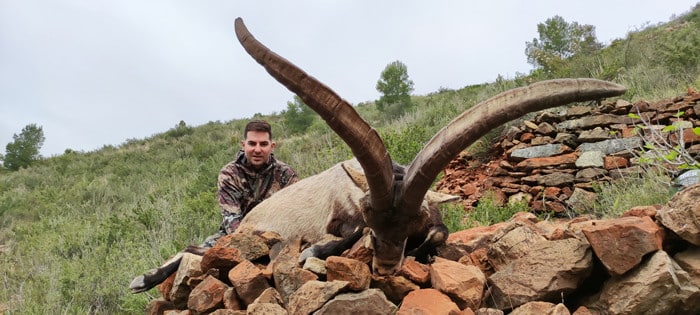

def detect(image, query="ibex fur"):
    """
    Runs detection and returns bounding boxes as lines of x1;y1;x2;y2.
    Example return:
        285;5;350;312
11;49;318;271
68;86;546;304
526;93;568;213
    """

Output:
129;17;627;294
236;158;458;267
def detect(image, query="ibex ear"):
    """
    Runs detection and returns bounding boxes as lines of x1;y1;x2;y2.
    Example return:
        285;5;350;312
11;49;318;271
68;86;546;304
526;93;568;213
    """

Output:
426;191;460;206
341;162;369;192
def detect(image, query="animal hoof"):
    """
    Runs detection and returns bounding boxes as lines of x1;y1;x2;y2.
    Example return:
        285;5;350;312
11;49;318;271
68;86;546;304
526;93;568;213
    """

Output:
129;268;161;293
129;275;149;294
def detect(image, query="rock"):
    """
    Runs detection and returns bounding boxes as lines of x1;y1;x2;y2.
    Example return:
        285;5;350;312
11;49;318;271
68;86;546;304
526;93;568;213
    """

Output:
302;256;327;276
575;151;605;168
244;287;285;313
314;289;397;315
222;287;243;310
370;274;420;305
446;222;508;251
145;298;176;315
621;205;659;218
580;216;662;275
510;301;570;315
273;264;318;306
671;127;700;145
674;247;700;288
251;287;285;305
325;256;371;291
656;184;700;245
603;156;629;170
535;122;557;136
286;280;348;315
566;106;593;117
608;165;645;179
215;233;270;261
566;188;597;211
537;172;575;187
523;120;539;130
246;302;287;314
556;114;634;130
487;222;547;271
169;253;204;308
585;251;700;315
510;144;573;160
575;168;608;182
474;308;504;315
200;246;243;274
578;127;611;142
228;259;271;306
487;238;593;310
553;133;578;147
187;275;227;313
397;288;461;315
578;137;642;155
398;256;431;286
430;257;486;310
271;238;316;304
516;152;579;170
571;306;596;315
342;233;374;264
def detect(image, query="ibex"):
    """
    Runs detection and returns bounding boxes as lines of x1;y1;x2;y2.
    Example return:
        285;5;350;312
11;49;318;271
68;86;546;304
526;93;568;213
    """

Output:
129;17;626;294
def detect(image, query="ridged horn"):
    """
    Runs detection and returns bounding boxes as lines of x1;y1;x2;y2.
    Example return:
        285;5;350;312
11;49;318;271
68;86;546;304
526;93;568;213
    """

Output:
399;78;627;214
234;17;394;211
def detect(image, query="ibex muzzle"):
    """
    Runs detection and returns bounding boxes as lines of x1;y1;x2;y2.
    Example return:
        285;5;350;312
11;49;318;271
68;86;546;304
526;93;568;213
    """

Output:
234;17;626;275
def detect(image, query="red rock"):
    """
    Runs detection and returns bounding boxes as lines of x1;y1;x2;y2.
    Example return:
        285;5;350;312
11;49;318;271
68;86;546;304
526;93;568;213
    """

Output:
604;156;629;169
326;256;371;291
343;233;373;264
516;152;579;170
430;257;485;310
398;257;431;286
157;272;176;301
187;275;227;313
370;275;420;305
227;259;270;305
621;205;659;218
145;298;176;315
200;246;243;272
581;216;663;275
397;288;460;315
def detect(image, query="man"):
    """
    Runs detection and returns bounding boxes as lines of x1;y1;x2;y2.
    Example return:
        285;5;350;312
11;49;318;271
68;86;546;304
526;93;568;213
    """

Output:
202;119;298;247
129;120;297;293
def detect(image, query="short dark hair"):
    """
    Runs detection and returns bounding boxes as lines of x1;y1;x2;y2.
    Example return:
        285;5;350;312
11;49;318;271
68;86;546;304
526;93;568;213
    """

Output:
244;120;272;140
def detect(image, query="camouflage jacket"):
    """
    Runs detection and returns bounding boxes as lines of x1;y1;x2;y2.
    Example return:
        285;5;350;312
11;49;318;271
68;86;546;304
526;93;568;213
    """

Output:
216;150;298;234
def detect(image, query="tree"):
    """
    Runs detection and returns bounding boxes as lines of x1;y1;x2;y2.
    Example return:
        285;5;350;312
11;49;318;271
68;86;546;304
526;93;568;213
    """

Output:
525;16;602;75
282;96;316;134
3;124;45;171
375;60;414;115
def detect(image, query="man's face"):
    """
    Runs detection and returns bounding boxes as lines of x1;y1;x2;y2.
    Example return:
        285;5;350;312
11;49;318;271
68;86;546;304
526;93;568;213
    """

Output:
241;131;275;169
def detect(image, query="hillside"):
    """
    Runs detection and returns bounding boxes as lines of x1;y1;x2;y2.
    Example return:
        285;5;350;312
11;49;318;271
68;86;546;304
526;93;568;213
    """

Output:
1;4;699;313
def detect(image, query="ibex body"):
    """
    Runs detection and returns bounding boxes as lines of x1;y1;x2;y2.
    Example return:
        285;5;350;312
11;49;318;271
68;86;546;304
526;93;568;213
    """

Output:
236;158;457;262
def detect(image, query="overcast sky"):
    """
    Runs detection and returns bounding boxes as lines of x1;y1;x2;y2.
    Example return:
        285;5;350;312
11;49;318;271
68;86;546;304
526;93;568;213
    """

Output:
1;1;697;157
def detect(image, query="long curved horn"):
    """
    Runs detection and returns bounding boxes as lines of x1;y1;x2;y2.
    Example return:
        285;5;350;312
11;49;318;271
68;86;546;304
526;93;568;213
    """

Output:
399;78;627;213
234;17;394;211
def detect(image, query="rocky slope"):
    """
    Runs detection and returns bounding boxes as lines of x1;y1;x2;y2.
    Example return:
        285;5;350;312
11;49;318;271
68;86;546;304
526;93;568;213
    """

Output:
436;88;700;214
143;90;700;315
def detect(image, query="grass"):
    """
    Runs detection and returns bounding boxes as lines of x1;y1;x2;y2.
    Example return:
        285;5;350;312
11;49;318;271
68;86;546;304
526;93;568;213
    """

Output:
441;191;531;232
589;171;676;218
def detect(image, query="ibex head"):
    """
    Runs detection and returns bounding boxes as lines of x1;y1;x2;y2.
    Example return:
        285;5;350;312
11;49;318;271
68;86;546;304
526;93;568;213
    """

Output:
234;18;626;275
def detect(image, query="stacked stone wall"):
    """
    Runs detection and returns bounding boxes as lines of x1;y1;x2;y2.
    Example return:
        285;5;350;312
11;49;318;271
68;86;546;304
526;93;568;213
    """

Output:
436;89;700;214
